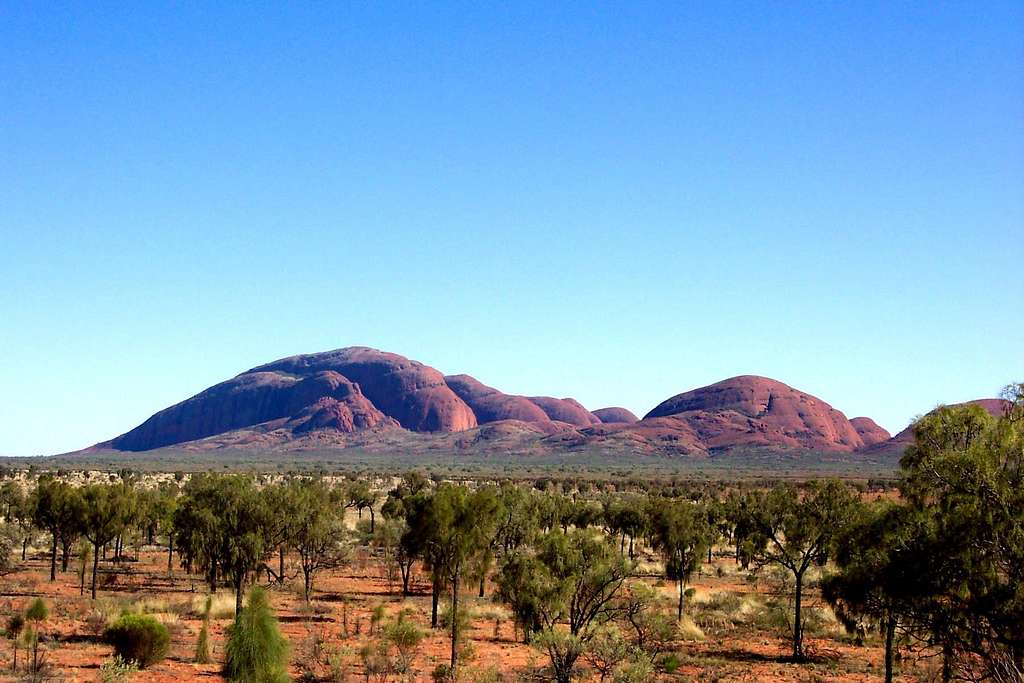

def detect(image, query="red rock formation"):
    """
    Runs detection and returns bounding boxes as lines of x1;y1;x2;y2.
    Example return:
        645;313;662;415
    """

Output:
253;347;476;433
289;396;397;434
592;407;640;424
849;417;890;447
526;396;600;427
444;374;598;427
110;347;475;450
110;370;373;451
642;375;865;452
444;375;551;423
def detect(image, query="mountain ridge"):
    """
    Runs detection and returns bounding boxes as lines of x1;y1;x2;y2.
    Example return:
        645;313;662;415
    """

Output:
93;345;1001;459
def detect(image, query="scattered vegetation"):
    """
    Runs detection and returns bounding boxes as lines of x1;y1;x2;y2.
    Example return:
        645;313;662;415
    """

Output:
0;383;1019;681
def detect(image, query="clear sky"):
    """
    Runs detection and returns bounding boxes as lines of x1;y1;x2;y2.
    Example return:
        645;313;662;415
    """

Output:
1;2;1022;456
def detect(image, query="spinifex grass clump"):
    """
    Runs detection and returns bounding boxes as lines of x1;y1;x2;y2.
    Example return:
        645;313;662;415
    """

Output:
224;587;289;683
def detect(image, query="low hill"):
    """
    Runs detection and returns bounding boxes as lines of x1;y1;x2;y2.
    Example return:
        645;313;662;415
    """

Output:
92;347;906;460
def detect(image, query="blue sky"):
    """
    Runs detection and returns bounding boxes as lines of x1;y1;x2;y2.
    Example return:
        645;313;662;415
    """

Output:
1;2;1022;456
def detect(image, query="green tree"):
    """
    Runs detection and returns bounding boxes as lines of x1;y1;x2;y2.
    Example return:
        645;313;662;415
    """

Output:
80;483;132;599
895;389;1024;680
740;480;859;660
292;479;350;601
174;475;276;614
425;484;502;672
497;529;631;683
648;498;711;620
822;501;924;683
346;480;380;533
31;477;84;581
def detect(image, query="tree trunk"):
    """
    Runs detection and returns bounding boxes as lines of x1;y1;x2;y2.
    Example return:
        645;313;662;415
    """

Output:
708;544;712;563
431;579;439;628
21;536;27;561
400;560;411;595
304;569;312;602
91;542;100;600
450;568;460;671
792;571;804;660
941;640;953;682
60;539;71;572
235;575;245;617
49;534;57;581
167;538;173;572
278;546;286;585
677;578;685;621
369;507;375;534
479;574;485;598
884;612;896;683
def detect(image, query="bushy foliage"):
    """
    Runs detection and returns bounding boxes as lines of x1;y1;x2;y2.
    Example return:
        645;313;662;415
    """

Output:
224;587;289;683
99;655;139;683
103;612;171;668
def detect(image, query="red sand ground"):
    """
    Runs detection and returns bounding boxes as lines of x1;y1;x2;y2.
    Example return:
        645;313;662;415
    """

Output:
0;543;925;682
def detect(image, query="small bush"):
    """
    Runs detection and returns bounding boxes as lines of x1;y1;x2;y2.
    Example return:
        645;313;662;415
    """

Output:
659;652;681;674
25;598;49;623
384;619;424;672
85;608;110;635
103;613;171;668
224;587;289;683
99;654;139;682
194;620;211;664
432;663;452;683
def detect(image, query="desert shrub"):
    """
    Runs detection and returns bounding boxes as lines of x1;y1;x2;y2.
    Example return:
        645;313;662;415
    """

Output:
614;658;654;683
370;603;386;635
224;587;289;683
25;598;48;623
5;614;24;672
704;592;742;615
693;591;747;631
147;611;183;637
193;591;236;620
103;613;171;668
85;608;111;635
659;652;681;674
133;598;170;614
463;665;503;683
751;599;791;633
99;654;139;682
383;618;424;673
326;649;349;682
194;620;211;664
359;641;392;682
431;663;452;683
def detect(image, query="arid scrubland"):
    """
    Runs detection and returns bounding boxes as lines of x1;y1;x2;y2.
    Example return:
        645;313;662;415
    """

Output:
0;390;1020;682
